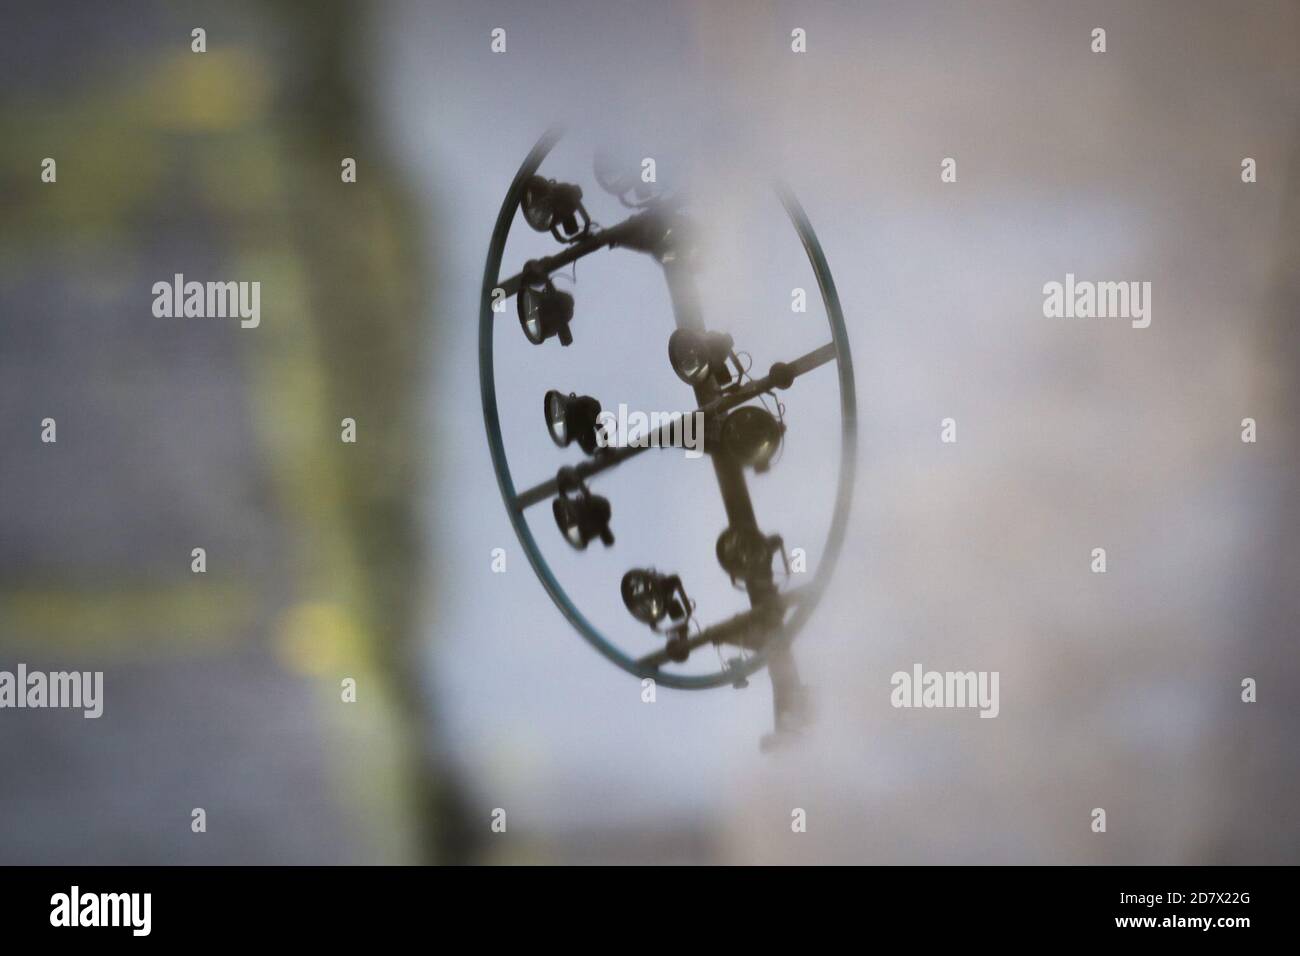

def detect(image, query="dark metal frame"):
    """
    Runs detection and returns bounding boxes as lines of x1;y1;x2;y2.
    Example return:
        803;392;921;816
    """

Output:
479;128;857;692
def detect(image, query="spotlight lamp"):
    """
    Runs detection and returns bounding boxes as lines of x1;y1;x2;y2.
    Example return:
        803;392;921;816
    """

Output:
552;467;614;550
667;328;742;388
593;150;662;209
716;525;788;587
521;175;591;242
517;263;575;347
720;405;784;472
621;568;692;631
544;390;605;455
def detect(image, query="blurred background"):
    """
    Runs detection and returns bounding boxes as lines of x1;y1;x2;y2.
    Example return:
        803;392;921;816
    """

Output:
1;0;1297;864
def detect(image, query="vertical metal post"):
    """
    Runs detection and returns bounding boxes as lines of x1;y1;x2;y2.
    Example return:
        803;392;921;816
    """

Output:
661;258;802;739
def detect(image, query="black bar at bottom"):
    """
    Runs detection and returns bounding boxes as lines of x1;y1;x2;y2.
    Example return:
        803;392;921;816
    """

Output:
0;865;1277;941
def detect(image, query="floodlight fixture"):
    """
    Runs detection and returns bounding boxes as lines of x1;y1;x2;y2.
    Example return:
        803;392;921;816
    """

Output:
552;467;614;549
594;151;659;208
716;525;787;586
517;263;575;346
544;390;605;455
720;405;784;471
621;568;691;630
668;328;740;388
521;175;591;242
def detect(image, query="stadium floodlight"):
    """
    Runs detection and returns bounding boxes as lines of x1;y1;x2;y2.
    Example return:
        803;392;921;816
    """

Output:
621;568;691;630
721;405;784;471
667;328;740;388
594;150;658;208
552;467;614;549
544;390;605;455
517;263;575;346
521;175;591;242
716;525;787;586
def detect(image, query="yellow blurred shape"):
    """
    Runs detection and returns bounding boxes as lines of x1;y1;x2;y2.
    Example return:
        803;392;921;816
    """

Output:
140;49;271;131
0;580;252;656
276;601;365;677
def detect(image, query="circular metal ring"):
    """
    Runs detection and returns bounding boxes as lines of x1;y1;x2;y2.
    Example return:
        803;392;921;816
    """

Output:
479;128;857;690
